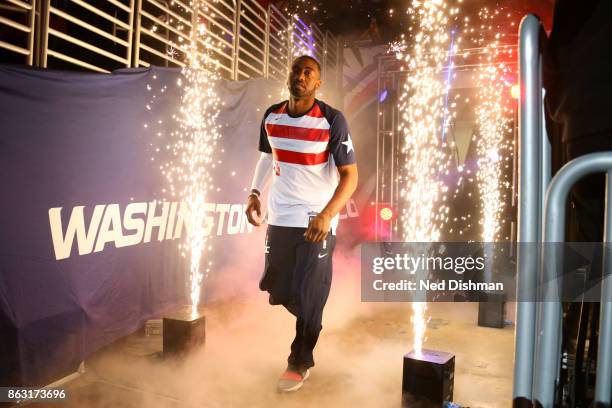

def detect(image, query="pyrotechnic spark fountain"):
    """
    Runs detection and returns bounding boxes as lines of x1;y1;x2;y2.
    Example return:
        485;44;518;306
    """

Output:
410;302;427;355
398;0;460;357
179;1;222;316
399;0;458;244
150;0;222;316
472;8;515;244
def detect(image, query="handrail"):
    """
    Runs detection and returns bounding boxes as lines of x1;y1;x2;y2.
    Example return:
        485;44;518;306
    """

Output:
514;14;546;402
597;177;612;405
535;153;612;407
516;13;612;408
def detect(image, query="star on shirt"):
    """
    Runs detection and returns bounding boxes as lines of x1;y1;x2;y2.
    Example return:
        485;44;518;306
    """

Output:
342;134;354;154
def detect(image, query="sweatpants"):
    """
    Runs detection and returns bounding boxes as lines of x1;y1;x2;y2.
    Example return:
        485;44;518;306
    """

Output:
259;225;336;370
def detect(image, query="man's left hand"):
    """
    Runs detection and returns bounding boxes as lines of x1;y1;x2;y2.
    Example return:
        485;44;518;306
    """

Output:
305;212;331;243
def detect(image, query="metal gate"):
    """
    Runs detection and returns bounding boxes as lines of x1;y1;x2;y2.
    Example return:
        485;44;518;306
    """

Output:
0;0;341;90
514;14;612;407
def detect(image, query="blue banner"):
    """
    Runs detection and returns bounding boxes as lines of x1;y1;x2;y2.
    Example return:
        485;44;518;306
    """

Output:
0;65;279;385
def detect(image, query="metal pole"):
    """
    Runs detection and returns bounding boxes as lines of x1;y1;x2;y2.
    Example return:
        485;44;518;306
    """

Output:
133;0;142;67
375;55;381;240
509;100;519;257
513;14;542;401
191;1;198;40
540;88;551;227
164;2;170;68
27;0;36;65
34;0;42;66
540;81;558;394
535;153;612;406
264;5;270;78
41;0;51;68
232;0;242;81
595;171;612;404
126;0;135;67
286;17;292;73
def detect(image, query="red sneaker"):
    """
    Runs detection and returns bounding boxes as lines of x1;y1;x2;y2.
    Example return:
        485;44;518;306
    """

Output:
277;367;310;392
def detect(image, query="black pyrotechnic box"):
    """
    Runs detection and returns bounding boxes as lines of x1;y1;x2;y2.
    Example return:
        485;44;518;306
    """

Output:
163;308;206;356
402;349;455;407
477;292;506;329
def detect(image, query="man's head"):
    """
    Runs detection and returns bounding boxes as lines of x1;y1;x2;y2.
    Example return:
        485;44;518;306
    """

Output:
287;55;322;99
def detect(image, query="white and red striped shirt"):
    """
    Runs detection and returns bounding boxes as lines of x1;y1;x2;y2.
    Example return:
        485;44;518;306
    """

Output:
259;99;355;233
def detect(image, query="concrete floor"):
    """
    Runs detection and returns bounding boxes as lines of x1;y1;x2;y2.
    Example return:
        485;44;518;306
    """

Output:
32;254;515;408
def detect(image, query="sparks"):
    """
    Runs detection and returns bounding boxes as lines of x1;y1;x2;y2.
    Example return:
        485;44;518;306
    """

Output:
473;7;514;244
388;40;408;59
411;302;427;357
152;0;222;317
181;2;221;316
398;0;461;358
399;0;456;242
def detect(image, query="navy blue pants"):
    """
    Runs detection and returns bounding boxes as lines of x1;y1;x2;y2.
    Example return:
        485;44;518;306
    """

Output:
259;225;335;370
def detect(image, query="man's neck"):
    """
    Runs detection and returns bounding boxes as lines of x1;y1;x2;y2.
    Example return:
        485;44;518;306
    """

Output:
287;96;316;117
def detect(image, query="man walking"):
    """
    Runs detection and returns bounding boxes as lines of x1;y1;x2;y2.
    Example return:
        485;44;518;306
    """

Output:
245;55;358;392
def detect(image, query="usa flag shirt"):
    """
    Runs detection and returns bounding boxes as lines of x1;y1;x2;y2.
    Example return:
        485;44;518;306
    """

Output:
258;99;356;234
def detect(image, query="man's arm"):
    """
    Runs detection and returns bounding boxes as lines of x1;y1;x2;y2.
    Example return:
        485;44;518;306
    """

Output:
305;163;358;242
245;152;273;226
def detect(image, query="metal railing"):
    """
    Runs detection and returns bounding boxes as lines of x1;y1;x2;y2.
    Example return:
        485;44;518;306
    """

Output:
322;31;340;92
515;13;612;407
514;14;547;403
41;0;135;73
133;0;193;69
0;0;36;65
266;3;289;82
534;154;612;407
234;0;267;79
0;0;341;89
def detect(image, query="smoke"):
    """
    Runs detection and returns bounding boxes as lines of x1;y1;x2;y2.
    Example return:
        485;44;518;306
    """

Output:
70;240;403;407
72;238;513;407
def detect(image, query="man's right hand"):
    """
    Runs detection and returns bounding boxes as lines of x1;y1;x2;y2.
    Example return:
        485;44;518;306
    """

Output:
245;195;262;226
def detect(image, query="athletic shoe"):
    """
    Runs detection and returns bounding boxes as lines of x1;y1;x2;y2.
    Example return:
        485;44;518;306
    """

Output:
277;367;310;392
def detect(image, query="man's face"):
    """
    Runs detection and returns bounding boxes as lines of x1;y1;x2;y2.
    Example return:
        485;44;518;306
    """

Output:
288;58;321;99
